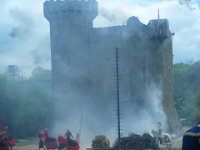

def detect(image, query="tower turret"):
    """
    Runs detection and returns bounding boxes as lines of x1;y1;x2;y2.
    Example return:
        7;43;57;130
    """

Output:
44;0;98;38
148;19;170;40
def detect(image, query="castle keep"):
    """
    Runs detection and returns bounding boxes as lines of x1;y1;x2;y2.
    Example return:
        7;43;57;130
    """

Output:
44;0;180;133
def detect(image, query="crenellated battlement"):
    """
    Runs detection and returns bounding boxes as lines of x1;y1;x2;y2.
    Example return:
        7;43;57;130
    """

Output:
44;0;98;21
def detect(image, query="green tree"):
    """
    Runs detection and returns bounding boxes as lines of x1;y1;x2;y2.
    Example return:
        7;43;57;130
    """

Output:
174;61;200;122
31;66;51;81
0;67;53;138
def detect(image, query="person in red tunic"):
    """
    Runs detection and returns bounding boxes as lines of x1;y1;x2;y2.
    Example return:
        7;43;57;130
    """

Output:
38;131;46;150
0;124;3;133
44;128;48;141
0;123;4;141
4;126;8;138
43;128;57;149
0;125;6;142
58;135;67;150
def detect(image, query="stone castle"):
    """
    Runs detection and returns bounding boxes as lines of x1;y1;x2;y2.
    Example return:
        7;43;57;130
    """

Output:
44;0;180;133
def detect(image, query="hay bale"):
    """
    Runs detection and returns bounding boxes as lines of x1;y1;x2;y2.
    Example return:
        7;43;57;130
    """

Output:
92;135;110;149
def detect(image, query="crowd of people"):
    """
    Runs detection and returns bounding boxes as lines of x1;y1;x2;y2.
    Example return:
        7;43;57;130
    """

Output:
38;128;48;150
38;128;80;150
0;124;8;141
0;123;15;150
2;121;200;150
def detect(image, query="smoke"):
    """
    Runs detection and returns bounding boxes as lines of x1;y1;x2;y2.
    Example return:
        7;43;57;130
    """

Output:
49;49;116;147
0;0;51;75
178;0;197;10
99;7;128;25
121;82;167;137
0;1;198;146
31;48;51;65
9;27;24;38
43;1;184;146
9;7;34;38
47;17;171;149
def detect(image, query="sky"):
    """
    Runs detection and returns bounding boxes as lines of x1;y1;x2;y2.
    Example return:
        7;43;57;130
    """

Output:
0;0;200;75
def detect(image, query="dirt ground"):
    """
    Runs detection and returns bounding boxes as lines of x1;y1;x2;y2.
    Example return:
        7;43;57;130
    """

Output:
14;145;37;150
13;139;38;150
159;137;182;150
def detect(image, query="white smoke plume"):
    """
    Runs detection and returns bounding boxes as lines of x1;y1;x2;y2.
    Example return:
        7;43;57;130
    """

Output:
178;0;199;10
122;83;167;136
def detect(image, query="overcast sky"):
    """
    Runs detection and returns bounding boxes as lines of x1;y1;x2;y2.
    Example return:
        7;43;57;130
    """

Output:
0;0;200;74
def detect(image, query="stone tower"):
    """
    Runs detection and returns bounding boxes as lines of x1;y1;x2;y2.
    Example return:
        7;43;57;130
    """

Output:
44;0;180;134
147;19;181;132
44;0;98;123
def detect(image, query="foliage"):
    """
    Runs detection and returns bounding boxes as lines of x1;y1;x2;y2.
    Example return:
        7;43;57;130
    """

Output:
0;67;53;138
174;61;200;122
174;63;190;74
31;66;51;81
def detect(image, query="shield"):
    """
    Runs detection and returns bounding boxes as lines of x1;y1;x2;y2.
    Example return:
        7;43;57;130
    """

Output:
182;124;200;150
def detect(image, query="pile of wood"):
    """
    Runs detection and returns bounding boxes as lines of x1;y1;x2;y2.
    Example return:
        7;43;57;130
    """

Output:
113;133;159;150
92;135;110;149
